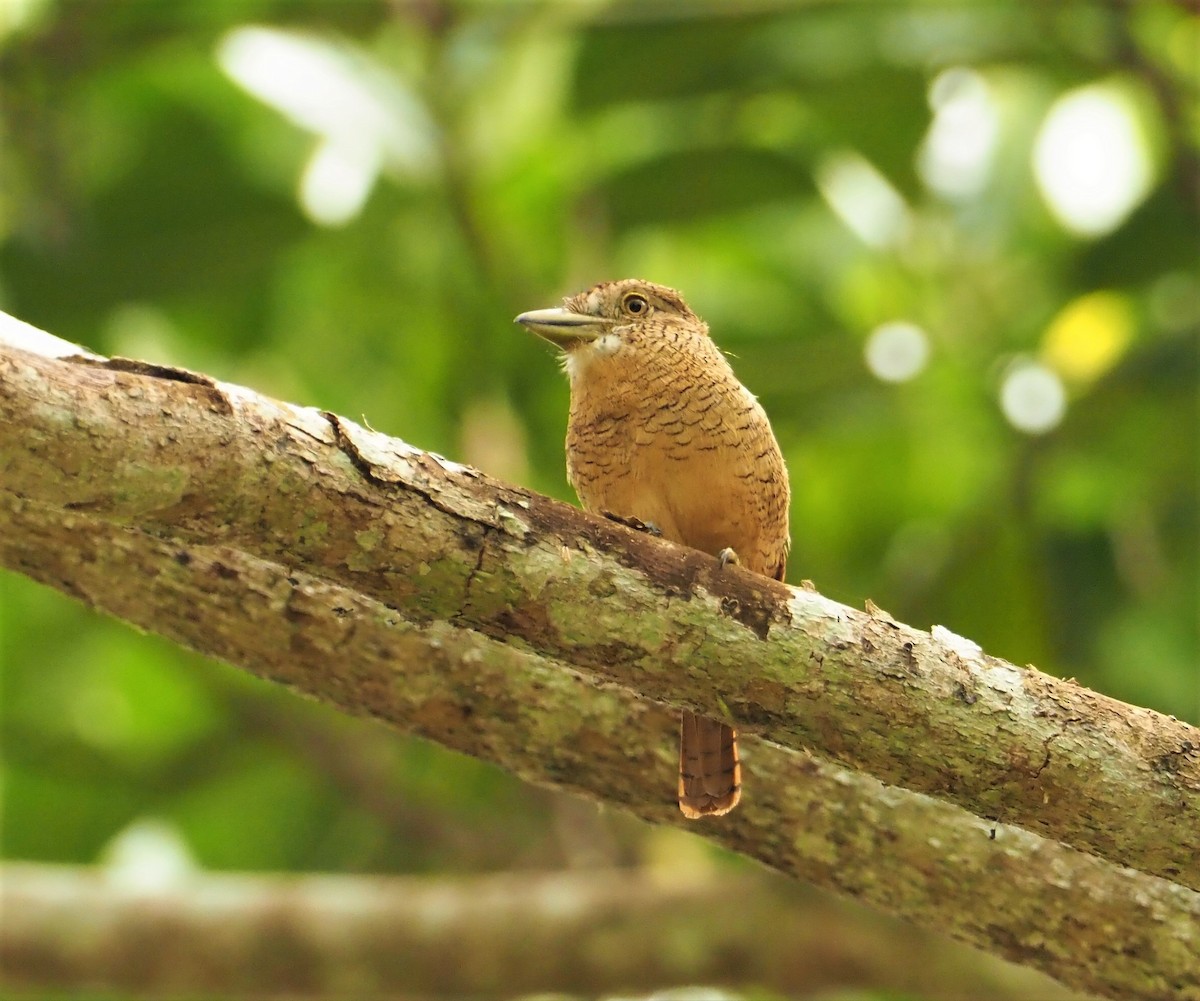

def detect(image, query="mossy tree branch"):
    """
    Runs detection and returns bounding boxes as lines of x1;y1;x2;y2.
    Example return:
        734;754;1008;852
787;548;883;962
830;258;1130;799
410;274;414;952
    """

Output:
1;317;1198;1001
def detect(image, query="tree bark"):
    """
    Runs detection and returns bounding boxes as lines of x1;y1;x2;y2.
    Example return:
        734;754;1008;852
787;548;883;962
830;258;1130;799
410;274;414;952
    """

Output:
1;316;1198;1000
0;862;1088;1000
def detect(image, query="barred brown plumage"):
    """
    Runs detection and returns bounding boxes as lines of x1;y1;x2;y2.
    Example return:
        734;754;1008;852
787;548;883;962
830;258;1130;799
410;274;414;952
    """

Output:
516;279;790;818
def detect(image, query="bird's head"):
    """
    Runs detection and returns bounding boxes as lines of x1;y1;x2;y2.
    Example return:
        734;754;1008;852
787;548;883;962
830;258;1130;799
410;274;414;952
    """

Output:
515;279;705;379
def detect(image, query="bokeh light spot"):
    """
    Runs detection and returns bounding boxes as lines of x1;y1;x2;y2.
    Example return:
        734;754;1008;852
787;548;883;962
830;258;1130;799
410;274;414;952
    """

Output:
217;26;434;225
1033;81;1155;237
1041;291;1134;385
102;819;198;892
1000;359;1067;434
865;321;930;383
816;151;910;248
919;67;999;200
300;139;380;227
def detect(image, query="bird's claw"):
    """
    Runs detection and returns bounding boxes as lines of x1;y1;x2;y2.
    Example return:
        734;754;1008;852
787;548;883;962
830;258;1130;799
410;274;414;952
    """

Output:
603;512;663;537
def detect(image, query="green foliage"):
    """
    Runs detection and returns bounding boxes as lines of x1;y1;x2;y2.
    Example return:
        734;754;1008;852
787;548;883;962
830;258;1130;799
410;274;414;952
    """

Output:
1;0;1195;920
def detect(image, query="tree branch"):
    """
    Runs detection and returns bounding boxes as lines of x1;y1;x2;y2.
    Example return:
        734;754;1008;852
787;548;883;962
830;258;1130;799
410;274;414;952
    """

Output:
0;862;1087;1000
1;316;1198;1000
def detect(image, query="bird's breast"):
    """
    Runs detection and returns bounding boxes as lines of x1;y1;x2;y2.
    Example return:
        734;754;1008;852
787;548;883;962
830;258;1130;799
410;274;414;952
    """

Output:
565;365;789;575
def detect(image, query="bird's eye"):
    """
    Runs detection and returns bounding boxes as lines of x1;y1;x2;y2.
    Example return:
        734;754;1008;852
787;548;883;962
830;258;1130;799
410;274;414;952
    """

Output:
622;293;649;316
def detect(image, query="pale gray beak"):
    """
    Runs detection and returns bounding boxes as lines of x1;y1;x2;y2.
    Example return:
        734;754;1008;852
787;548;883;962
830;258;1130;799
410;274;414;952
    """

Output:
514;307;613;348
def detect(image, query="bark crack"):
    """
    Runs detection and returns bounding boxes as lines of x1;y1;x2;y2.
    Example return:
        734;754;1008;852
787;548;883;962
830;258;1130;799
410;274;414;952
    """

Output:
1033;721;1075;778
70;354;234;413
460;529;491;619
323;411;472;523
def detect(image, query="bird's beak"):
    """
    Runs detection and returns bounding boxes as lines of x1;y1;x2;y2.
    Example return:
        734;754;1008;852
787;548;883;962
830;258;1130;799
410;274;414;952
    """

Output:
514;307;612;348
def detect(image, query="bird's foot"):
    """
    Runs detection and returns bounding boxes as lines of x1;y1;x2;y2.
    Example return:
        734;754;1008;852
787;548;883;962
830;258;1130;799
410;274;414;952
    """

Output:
717;547;740;568
603;512;663;537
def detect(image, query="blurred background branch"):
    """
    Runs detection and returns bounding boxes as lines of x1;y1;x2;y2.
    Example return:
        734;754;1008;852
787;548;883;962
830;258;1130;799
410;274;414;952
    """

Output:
0;862;1088;1000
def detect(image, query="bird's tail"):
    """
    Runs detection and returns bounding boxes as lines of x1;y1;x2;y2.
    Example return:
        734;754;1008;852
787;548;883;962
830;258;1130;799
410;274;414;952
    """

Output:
678;711;741;818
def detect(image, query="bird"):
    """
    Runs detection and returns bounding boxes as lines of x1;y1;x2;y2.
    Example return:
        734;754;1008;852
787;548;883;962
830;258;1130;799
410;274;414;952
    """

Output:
515;279;790;819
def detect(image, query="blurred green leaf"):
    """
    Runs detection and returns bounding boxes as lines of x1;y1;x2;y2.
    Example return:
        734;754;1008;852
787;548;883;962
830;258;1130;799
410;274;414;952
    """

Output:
595;147;814;230
571;11;776;111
